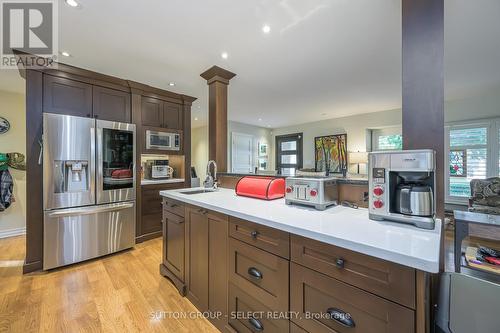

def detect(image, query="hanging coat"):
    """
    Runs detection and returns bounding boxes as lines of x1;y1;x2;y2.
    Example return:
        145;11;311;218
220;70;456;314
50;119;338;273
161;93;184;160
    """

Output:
0;169;13;211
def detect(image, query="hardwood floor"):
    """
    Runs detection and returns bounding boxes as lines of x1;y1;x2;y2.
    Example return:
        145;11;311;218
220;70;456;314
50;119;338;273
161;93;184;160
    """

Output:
0;236;219;333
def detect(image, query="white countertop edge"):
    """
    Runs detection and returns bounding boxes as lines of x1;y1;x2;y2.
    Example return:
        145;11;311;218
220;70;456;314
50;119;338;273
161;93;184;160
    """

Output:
160;190;441;273
141;178;185;185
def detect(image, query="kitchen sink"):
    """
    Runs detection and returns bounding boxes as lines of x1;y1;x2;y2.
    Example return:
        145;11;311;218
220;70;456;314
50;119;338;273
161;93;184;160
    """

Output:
180;189;217;195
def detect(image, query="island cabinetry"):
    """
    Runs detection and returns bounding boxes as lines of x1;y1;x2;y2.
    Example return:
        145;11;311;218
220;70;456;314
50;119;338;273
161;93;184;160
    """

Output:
160;197;186;295
229;216;290;259
185;206;230;332
290;263;415;333
290;235;416;309
228;283;289;333
228;238;289;312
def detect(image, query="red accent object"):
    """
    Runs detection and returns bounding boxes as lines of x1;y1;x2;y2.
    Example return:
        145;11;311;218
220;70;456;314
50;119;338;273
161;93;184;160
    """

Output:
373;187;384;196
484;256;500;266
235;176;285;200
111;169;133;179
310;189;317;197
286;186;293;193
373;200;384;209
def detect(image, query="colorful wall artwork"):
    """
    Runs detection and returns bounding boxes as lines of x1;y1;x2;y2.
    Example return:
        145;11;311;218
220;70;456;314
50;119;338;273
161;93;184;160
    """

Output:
314;134;347;174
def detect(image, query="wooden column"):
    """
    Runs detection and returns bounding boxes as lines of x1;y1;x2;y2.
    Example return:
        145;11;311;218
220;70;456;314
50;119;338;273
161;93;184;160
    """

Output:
200;66;236;173
402;0;444;219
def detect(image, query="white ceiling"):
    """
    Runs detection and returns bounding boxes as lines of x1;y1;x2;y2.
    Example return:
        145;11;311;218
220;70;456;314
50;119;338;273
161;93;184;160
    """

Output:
0;0;499;128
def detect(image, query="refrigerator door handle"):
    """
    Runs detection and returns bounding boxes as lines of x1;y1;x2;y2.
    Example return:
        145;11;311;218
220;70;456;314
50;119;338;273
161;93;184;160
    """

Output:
46;202;134;218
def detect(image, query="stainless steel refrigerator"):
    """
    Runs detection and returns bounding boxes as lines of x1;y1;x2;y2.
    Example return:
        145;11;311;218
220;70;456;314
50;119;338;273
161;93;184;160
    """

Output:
42;113;136;270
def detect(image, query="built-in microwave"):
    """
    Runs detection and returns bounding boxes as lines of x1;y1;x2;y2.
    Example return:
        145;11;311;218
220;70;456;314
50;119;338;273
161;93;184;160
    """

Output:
145;130;180;151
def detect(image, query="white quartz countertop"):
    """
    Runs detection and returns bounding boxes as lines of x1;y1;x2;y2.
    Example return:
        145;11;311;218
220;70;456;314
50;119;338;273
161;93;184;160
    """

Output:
141;178;185;185
160;188;442;273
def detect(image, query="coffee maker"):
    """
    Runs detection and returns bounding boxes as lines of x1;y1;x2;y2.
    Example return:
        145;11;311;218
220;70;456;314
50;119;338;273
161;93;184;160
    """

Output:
368;150;436;229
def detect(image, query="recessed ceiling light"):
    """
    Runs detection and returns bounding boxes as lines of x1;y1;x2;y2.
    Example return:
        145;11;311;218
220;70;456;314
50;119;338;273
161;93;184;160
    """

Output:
194;117;198;121
61;51;71;57
169;82;175;86
197;106;201;109
258;118;262;121
221;52;228;59
262;25;271;34
321;112;327;116
65;0;79;7
267;125;271;128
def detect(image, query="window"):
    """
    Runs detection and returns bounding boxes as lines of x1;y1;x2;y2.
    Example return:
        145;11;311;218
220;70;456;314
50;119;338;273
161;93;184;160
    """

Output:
275;133;303;176
371;127;403;151
445;123;491;202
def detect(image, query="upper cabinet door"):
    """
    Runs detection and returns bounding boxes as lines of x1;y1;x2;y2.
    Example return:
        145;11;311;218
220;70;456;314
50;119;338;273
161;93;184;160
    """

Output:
141;97;163;127
43;75;92;117
163;102;182;130
92;86;131;123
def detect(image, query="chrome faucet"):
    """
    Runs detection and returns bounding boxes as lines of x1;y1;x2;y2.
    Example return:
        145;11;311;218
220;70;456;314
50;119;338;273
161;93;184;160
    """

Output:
204;160;218;189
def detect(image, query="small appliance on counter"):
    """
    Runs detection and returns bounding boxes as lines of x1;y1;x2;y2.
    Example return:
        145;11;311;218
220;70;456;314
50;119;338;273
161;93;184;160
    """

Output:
144;159;174;180
368;149;436;229
285;175;338;210
235;176;285;200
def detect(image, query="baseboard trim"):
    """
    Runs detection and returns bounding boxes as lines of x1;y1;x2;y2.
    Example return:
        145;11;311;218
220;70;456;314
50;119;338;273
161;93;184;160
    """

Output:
136;231;162;243
23;260;43;274
0;227;26;239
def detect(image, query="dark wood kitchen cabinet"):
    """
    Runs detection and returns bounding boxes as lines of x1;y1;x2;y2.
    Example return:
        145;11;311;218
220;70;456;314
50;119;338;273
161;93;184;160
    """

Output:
141;97;182;130
43;75;92;117
184;206;229;332
92;86;131;122
161;197;186;294
43;75;132;122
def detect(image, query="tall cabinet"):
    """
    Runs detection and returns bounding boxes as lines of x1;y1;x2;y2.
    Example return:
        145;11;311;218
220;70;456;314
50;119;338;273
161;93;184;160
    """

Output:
22;62;195;273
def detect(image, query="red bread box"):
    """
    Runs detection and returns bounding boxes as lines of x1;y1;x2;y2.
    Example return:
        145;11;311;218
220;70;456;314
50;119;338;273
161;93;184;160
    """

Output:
235;176;285;200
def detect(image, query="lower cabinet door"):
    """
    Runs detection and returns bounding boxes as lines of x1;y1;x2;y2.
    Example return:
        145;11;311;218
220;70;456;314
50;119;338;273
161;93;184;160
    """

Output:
163;211;185;281
290;263;415;333
229;283;289;333
186;208;209;312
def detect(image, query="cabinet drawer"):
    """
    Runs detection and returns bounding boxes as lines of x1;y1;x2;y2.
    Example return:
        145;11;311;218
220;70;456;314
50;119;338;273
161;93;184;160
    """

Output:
229;238;289;312
290;322;308;333
162;198;185;217
290;235;415;308
229;217;290;259
290;263;414;333
229;283;289;333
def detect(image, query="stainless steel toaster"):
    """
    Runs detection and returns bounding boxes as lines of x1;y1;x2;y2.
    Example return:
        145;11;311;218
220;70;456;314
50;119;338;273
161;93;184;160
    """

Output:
285;176;338;210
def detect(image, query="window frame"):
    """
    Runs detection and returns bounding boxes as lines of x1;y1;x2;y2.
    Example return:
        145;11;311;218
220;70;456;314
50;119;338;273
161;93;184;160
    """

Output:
370;127;403;151
275;133;303;175
444;119;498;204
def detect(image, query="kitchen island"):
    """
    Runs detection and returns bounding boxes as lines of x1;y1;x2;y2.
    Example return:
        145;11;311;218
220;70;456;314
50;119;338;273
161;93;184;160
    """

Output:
159;187;441;333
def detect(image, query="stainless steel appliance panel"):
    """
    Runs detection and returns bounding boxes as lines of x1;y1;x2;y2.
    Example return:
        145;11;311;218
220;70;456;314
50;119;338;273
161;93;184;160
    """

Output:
43;201;136;270
96;119;136;204
43;113;95;210
145;130;180;151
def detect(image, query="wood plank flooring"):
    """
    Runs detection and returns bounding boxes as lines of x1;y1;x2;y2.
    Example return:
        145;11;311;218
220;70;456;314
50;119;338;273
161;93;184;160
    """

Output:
0;236;219;333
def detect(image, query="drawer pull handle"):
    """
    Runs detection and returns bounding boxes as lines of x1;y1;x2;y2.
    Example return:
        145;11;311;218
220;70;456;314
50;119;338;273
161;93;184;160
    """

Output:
170;204;179;208
336;258;345;269
250;230;259;239
248;316;264;331
326;308;355;328
197;209;207;214
247;267;263;280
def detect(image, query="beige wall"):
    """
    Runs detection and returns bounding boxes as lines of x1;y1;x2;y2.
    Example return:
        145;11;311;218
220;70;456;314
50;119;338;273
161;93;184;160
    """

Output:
191;125;209;179
272;109;402;172
0;90;26;237
191;121;273;176
272;88;500;173
228;121;273;172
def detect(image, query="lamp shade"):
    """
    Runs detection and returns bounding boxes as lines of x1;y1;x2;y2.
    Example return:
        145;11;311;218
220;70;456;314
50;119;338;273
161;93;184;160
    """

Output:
349;152;368;164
